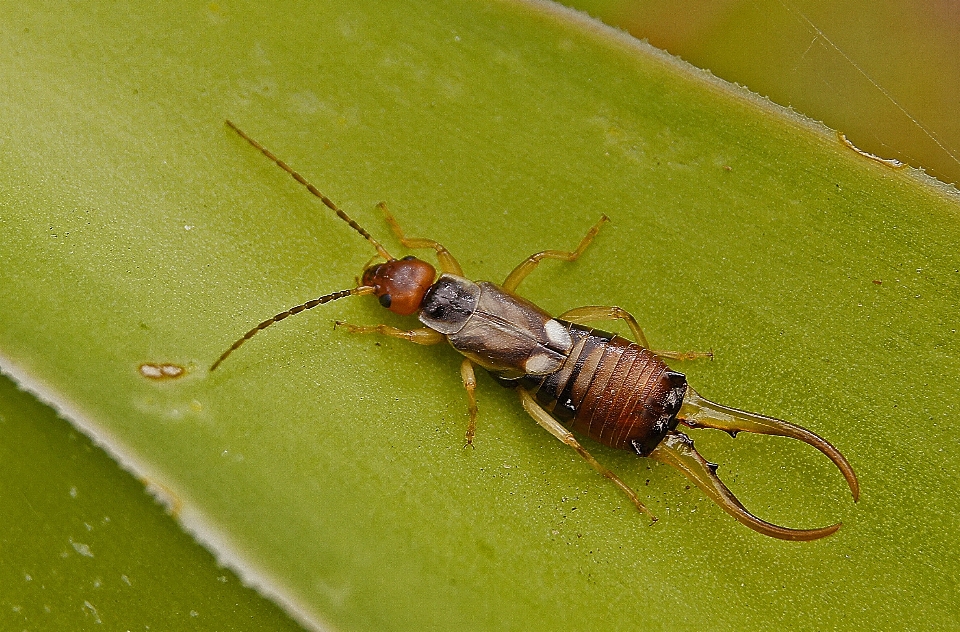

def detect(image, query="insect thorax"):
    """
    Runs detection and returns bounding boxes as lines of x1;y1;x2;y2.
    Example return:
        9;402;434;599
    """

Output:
418;274;481;335
421;275;574;377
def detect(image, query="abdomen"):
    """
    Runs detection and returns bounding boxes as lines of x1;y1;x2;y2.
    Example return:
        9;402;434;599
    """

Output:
514;322;688;455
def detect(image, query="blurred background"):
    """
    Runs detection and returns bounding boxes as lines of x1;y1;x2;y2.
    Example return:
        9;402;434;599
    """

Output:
560;0;960;187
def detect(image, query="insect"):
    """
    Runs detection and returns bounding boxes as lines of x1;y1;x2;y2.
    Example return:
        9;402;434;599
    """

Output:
212;120;859;541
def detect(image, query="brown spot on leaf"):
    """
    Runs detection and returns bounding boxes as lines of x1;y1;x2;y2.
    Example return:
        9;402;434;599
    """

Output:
139;363;186;380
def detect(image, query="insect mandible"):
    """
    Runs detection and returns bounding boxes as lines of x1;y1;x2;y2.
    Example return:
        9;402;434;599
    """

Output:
211;120;859;541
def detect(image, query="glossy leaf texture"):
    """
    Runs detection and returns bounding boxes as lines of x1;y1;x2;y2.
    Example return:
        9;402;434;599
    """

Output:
0;1;958;630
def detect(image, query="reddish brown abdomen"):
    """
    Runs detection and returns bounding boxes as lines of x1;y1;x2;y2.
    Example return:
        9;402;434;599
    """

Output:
515;322;687;455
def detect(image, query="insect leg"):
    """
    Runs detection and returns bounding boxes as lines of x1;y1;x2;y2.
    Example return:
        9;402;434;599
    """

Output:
501;215;609;292
460;358;478;447
558;306;713;361
333;322;446;345
337;323;477;445
377;202;464;276
517;387;656;521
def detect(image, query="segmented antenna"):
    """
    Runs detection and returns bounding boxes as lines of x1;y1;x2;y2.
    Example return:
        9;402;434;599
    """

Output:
210;286;374;371
225;119;393;261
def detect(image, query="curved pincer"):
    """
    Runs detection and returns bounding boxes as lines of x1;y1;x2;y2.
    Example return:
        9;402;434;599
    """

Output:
677;387;859;501
648;431;843;541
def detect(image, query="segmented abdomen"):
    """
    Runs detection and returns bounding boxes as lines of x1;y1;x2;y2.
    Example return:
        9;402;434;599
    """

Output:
516;322;687;455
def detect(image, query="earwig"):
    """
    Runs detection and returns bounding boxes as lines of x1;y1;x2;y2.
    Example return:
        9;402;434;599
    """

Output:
212;121;860;541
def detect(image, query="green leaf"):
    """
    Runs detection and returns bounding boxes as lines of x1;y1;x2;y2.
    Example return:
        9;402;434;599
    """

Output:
0;372;304;630
1;1;958;631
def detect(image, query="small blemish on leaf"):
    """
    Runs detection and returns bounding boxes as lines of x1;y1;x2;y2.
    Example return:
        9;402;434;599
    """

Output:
142;476;184;517
139;363;186;380
837;131;906;169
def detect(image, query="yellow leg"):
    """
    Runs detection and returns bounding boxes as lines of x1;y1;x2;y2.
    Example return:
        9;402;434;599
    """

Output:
460;358;478;447
333;322;446;345
502;215;609;293
377;202;464;276
558;305;713;361
517;387;656;522
337;322;479;448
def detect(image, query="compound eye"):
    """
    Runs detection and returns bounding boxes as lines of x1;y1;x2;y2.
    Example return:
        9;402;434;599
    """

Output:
379;294;393;308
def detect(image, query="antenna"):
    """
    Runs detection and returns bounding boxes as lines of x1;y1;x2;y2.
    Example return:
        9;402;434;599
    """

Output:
225;120;394;260
210;286;375;371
